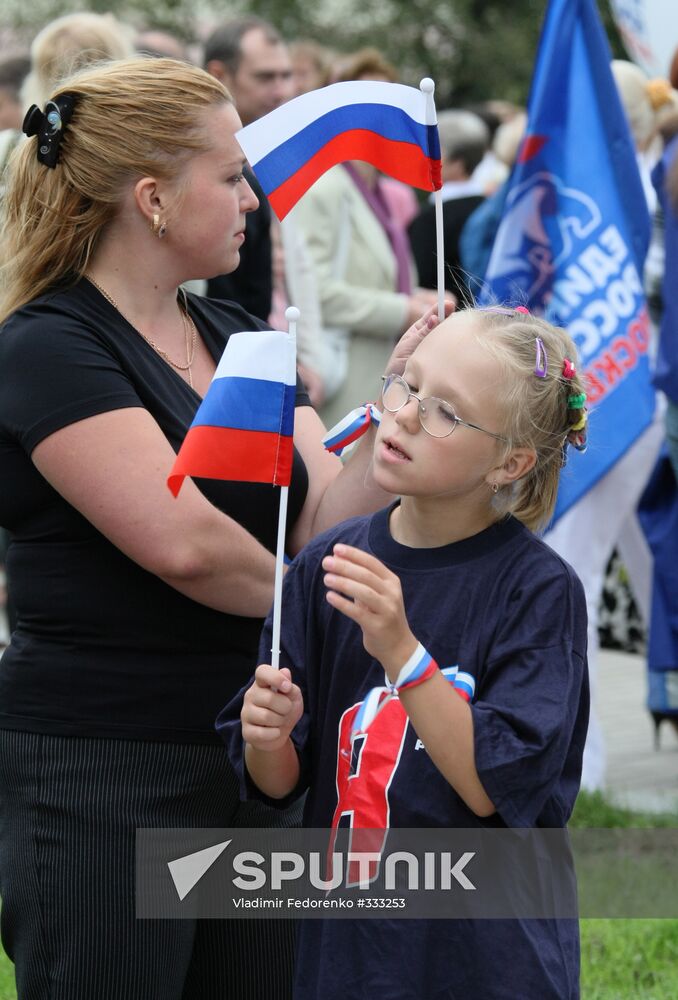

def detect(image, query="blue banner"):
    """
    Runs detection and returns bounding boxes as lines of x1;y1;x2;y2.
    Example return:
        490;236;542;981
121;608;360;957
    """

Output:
482;0;656;524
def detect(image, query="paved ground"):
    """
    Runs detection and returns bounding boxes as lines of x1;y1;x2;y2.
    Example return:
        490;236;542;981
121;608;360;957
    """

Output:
597;648;678;814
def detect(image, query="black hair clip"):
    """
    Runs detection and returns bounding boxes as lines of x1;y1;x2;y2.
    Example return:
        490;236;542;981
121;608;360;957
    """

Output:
22;93;78;169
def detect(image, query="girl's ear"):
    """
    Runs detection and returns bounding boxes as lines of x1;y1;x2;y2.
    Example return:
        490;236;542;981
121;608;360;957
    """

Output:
494;446;537;487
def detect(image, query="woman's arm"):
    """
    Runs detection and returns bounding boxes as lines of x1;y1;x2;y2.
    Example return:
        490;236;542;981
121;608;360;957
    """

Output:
29;306;446;613
288;407;388;554
31;407;279;617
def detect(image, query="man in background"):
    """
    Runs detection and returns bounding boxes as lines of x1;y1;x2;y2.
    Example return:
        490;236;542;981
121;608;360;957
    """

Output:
203;17;294;319
408;109;489;305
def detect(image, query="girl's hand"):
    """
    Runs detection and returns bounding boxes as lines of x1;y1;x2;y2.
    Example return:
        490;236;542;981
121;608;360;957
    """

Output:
241;665;304;752
322;544;417;682
387;299;456;378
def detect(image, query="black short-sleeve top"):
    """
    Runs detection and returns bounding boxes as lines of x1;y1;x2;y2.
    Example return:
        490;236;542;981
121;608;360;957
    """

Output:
0;279;311;743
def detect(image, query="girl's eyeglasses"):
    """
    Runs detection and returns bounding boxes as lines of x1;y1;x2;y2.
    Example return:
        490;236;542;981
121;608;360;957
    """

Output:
381;374;507;442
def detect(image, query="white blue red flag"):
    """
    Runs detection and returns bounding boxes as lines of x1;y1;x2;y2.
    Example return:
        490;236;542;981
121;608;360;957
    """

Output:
167;330;296;496
236;80;442;221
481;0;656;524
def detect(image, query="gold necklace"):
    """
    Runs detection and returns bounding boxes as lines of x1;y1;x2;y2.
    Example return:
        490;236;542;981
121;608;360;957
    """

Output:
87;275;197;388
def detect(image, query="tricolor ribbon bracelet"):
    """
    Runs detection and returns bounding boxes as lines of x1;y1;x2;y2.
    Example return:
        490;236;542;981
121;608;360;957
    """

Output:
352;643;438;735
322;403;382;456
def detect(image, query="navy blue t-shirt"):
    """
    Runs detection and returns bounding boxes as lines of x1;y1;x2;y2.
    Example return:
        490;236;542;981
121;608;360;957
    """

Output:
218;504;589;999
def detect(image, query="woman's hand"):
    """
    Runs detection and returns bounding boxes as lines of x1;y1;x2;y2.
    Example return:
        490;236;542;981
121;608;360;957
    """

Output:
322;544;417;682
241;665;304;752
388;300;455;379
403;289;456;331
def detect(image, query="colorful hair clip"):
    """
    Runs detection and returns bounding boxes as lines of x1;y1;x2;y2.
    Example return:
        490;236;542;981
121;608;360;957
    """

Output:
562;359;577;379
567;392;586;409
569;431;587;453
514;306;530;314
534;337;548;378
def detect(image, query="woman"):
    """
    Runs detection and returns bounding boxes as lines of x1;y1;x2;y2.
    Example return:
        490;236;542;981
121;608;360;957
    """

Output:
21;10;134;108
0;57;438;1000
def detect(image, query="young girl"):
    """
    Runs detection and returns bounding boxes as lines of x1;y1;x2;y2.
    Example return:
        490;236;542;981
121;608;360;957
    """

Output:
218;306;590;1000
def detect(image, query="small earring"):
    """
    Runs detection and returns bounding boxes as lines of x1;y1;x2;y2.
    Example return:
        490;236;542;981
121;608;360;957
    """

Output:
491;482;499;494
151;214;167;239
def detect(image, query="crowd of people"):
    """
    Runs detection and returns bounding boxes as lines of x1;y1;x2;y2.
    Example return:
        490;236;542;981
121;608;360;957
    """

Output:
0;8;676;1000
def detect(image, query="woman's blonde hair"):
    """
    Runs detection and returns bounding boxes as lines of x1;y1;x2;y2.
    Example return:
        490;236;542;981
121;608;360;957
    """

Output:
611;59;678;152
0;57;230;322
21;12;134;109
471;307;588;533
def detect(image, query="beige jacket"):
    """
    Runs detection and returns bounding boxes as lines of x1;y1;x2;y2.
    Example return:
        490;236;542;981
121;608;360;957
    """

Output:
290;165;413;427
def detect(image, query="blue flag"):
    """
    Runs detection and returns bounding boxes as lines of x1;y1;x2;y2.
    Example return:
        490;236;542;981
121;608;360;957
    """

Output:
482;0;656;524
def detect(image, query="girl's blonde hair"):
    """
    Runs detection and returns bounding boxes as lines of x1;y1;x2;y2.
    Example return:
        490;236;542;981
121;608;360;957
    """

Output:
472;307;588;533
0;57;229;322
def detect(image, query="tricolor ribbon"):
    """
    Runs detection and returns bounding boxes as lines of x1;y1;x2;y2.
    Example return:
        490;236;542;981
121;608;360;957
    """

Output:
440;666;476;701
352;643;438;734
322;403;382;456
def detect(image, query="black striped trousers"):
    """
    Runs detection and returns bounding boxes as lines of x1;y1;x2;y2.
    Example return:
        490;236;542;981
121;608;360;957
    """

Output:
0;730;302;1000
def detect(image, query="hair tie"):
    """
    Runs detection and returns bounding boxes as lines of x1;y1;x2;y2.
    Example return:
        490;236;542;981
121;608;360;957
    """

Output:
534;337;548;377
22;93;78;168
562;358;576;379
567;391;586;409
514;305;530;315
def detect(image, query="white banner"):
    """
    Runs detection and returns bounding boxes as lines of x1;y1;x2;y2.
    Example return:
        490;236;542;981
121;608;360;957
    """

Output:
610;0;677;77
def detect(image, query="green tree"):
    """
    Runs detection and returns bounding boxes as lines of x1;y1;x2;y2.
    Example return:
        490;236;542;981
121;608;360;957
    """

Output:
4;0;626;108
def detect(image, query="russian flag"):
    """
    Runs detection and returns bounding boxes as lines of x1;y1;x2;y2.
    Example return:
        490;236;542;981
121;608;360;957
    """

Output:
167;330;296;496
236;80;442;221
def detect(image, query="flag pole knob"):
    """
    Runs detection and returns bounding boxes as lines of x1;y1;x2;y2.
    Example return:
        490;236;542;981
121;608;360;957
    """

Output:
285;306;300;323
419;78;437;128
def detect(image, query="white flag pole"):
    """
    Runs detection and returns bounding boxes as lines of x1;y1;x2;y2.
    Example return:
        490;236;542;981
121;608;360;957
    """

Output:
420;78;445;322
270;305;299;671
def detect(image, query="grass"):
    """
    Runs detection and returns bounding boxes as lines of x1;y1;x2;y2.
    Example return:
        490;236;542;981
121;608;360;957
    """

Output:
580;919;678;1000
0;958;13;1000
569;790;678;829
572;791;678;1000
0;790;676;999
